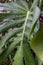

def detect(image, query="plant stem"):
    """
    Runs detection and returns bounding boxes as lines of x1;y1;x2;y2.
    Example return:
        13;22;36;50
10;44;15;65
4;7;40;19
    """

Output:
21;11;30;45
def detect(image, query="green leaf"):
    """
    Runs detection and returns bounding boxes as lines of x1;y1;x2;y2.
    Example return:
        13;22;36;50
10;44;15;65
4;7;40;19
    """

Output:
0;36;21;64
28;6;40;40
0;0;41;65
23;43;36;65
0;0;28;22
0;18;25;33
0;27;22;50
0;12;26;22
12;45;23;65
16;0;29;11
30;28;43;61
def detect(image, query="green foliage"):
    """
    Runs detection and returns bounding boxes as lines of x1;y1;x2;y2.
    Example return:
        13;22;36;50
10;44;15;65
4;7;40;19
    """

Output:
12;44;23;65
23;43;36;65
30;28;43;61
0;0;42;65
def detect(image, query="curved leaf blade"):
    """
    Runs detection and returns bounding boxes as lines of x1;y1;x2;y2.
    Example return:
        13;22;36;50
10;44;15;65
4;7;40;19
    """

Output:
23;43;36;65
12;45;23;65
30;28;43;61
0;37;21;64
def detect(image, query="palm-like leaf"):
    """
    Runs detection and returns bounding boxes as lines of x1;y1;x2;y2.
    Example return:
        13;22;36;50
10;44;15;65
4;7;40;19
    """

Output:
0;0;41;65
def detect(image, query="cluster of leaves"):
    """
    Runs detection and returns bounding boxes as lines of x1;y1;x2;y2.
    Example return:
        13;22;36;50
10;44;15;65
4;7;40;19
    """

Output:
0;0;43;65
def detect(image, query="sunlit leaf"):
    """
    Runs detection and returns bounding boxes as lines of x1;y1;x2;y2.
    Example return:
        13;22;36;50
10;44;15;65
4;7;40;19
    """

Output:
30;28;43;61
